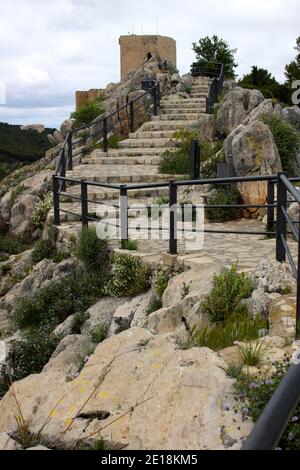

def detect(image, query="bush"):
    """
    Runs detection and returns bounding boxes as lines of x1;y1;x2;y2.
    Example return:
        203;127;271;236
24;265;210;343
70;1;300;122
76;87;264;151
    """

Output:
146;296;163;316
32;193;53;229
89;324;108;344
106;254;151;297
0;234;30;256
71;99;104;128
152;268;170;299
189;314;265;351
13;271;104;330
201;264;254;324
234;359;300;450
32;239;55;263
8;322;61;381
121;239;138;251
205;187;241;222
159;150;190;175
260;114;300;175
75;227;109;271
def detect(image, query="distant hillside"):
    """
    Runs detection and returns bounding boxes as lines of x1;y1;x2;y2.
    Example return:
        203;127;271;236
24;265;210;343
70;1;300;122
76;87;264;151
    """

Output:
0;122;56;180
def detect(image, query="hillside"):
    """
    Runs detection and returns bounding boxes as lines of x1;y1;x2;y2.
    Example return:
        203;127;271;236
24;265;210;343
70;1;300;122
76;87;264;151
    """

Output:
0;122;55;179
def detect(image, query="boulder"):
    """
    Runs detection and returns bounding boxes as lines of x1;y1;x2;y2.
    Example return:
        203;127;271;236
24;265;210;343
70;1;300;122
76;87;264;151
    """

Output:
216;87;264;135
181;74;193;88
0;250;33;296
0;328;252;450
109;292;153;335
43;335;95;381
243;99;280;125
251;259;295;294
60;119;74;138
0;189;13;222
198;114;215;141
52;130;64;144
81;297;129;335
224;121;282;213
269;295;296;344
9;194;40;238
171;73;181;84
283;105;300;130
21;171;53;197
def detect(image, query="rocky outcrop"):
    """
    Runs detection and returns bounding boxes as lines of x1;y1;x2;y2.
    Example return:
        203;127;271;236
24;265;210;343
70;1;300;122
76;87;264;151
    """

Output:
0;328;252;450
283;105;300;130
9;194;40;238
0;250;33;296
80;297;129;335
224;120;282;214
216;87;264;135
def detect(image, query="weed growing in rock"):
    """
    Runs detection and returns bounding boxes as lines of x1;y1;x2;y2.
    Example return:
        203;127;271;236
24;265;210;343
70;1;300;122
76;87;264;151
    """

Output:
71;312;89;335
89;324;108;344
239;342;270;367
32;193;53;229
201;264;254;323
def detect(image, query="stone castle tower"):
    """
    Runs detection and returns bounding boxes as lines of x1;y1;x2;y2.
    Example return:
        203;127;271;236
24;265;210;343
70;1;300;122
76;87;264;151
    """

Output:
119;35;177;81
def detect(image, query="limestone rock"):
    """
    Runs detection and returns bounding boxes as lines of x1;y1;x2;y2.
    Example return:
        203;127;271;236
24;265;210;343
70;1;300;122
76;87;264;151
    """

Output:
109;292;152;335
21;171;53;197
0;432;21;450
53;315;77;338
269;295;296;344
181;74;193;88
0;250;33;296
0;328;252;450
216;87;264;135
43;335;95;381
198;114;215;141
251;259;295;294
81;297;129;335
60;119;74;138
283;105;300;130
9;194;40;238
243;99;279;125
224;121;282;213
26;445;50;450
53;130;64;144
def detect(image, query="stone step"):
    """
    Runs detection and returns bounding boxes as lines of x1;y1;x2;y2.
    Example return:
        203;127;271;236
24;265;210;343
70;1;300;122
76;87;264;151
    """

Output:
118;147;167;156
65;184;170;201
141;120;199;131
191;93;208;99
81;155;161;165
161;101;205;109
119;138;175;149
128;130;175;139
157;113;204;120
162;107;206;114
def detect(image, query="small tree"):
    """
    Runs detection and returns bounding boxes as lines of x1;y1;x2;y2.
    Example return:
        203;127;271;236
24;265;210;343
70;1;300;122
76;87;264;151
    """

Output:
239;66;289;103
192;35;238;79
285;37;300;85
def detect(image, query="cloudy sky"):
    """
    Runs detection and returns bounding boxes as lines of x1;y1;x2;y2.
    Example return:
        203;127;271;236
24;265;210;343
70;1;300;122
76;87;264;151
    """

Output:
0;0;298;128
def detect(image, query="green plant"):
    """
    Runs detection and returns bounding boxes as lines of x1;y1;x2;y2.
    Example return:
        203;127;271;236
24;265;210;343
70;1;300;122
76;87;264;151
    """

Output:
205;187;241;222
89;324;108;344
72;312;89;335
234;359;300;450
146;295;163;315
192;35;238;79
80;438;106;450
105;254;151;297
173;128;199;154
32;193;53;228
188;314;265;351
159;150;190;175
201;148;225;179
32;239;55;263
201;141;224;162
285;37;300;86
221;363;244;380
152;268;170;299
260;114;300;175
239;342;270;367
1;263;12;275
201;264;254;324
75;227;109;271
13;271;104;330
71;99;104;128
8;322;62;381
0;234;30;256
239;66;290;104
121;239;138;251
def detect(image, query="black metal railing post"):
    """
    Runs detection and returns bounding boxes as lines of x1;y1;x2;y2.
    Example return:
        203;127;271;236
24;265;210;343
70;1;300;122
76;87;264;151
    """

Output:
81;180;89;228
297;205;300;337
120;185;128;244
61;149;66;192
267;179;275;237
276;173;288;262
189;140;200;180
169;180;178;255
53;176;60;226
103;118;108;153
153;83;160;116
129;102;134;133
67;132;73;171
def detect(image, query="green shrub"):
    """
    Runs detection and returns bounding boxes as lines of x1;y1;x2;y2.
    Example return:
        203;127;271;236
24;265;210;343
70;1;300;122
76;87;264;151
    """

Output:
234;359;300;450
32;193;53;229
0;234;30;256
205;187;241;222
75;227;109;271
159;149;190;175
239;342;270;367
121;239;138;251
201;264;254;324
13;271;104;330
152;268;170;299
146;296;163;315
8;322;61;381
89;324;108;344
201;148;226;179
106;254;151;297
188;314;264;351
173;128;200;154
261;114;300;175
32;239;55;263
71;99;104;128
201;141;224;162
71;312;89;334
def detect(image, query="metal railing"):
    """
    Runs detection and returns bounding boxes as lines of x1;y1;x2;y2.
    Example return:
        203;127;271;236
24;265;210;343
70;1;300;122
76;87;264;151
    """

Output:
55;80;161;190
191;61;225;114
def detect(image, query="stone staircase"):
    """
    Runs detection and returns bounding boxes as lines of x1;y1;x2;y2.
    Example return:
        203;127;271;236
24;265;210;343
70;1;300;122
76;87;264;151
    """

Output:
52;76;212;253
